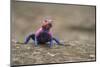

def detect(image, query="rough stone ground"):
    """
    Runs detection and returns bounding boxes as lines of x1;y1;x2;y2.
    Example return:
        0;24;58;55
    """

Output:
11;34;95;66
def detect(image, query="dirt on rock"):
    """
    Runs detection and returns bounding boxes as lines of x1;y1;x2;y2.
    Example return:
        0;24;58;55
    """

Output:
11;33;95;65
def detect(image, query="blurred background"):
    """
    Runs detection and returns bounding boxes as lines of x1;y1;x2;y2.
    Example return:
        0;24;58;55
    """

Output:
11;1;95;42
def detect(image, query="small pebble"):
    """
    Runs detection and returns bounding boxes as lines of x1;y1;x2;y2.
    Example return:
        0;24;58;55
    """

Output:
27;47;31;49
89;54;95;58
47;52;56;57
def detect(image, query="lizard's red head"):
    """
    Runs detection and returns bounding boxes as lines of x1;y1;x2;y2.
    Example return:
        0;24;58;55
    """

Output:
42;18;53;30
